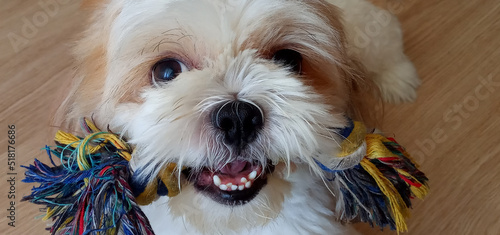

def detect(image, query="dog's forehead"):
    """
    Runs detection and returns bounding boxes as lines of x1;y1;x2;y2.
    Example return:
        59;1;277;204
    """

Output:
108;0;335;64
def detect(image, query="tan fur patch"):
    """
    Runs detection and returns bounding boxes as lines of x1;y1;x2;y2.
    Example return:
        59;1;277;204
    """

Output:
307;1;381;127
81;0;107;9
57;4;116;129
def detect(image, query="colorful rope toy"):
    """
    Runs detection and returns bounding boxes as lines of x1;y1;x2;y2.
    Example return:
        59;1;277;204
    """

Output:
23;118;428;234
319;120;429;232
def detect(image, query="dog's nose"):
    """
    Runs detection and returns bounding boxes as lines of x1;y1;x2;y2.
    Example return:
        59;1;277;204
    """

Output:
212;101;264;148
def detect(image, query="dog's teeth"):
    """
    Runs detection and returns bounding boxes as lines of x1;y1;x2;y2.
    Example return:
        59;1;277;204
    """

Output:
219;184;228;191
231;185;238;191
213;175;221;186
249;171;257;180
238;185;245;191
245;181;252;189
226;183;233;190
241;177;248;183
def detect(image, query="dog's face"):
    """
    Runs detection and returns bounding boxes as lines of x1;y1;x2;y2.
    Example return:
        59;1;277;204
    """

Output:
64;0;370;232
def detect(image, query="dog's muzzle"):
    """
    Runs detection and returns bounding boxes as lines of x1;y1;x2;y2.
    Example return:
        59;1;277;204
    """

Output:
182;100;271;205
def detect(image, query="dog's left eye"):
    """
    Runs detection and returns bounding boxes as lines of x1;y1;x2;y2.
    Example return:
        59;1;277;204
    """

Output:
151;59;188;83
273;49;303;74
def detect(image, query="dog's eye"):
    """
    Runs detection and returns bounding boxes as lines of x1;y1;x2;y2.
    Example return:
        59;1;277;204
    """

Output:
272;49;302;73
151;59;187;83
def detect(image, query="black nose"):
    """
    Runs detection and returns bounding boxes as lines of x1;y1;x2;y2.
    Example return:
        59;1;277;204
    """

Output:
212;101;264;148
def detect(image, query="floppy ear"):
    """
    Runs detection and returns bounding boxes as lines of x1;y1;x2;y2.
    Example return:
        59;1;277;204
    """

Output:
343;58;382;129
54;0;112;130
309;1;382;128
336;35;382;129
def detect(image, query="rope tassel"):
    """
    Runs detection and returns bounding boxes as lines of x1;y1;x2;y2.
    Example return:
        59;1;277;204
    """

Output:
22;119;158;235
320;122;429;233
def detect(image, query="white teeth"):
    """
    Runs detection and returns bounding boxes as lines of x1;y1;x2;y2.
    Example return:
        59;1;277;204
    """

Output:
213;175;221;186
249;171;257;180
215;174;256;191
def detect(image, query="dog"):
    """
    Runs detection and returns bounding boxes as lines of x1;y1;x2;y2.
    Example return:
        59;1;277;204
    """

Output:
57;0;420;234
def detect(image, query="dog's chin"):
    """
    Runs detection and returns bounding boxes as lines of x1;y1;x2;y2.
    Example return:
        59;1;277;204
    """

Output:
184;160;276;206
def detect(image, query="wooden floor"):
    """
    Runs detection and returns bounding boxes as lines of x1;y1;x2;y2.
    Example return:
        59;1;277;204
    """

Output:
1;0;499;234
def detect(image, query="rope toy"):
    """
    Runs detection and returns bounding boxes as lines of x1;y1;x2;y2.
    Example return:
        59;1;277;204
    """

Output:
319;120;429;233
22;119;164;235
23;118;428;234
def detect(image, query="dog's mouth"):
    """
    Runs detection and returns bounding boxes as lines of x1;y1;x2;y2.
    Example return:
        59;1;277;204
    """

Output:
184;160;275;206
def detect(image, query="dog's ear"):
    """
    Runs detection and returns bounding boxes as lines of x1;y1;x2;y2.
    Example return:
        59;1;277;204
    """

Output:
343;59;382;129
54;1;112;130
312;0;382;128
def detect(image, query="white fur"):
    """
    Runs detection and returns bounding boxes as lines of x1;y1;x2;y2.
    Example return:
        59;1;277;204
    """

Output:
66;0;419;234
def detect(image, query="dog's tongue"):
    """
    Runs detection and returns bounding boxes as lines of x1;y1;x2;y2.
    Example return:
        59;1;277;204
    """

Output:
193;158;267;191
219;160;250;176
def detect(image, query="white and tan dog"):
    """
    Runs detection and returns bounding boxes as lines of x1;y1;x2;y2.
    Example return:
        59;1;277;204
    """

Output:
58;0;420;234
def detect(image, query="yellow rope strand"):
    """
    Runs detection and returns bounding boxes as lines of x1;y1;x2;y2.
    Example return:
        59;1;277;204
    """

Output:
365;134;395;159
365;134;429;200
55;131;132;171
338;122;367;158
360;158;410;233
397;170;429;199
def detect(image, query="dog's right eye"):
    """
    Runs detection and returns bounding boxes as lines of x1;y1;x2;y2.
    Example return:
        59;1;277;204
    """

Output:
151;59;187;84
